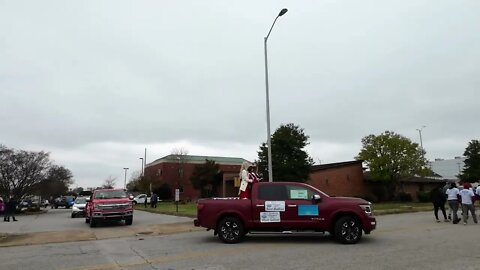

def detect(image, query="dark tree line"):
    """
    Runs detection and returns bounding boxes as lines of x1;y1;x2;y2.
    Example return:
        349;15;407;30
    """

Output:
0;145;73;200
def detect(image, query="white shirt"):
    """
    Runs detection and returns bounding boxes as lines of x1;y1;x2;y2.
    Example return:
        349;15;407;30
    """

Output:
445;188;460;201
458;189;475;205
476;186;480;196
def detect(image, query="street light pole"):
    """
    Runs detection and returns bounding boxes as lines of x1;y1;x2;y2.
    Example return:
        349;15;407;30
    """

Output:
264;8;288;183
416;125;426;159
139;157;144;177
123;167;129;190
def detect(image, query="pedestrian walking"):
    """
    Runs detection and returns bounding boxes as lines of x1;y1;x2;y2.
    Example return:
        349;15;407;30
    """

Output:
431;185;448;222
4;196;18;222
445;183;460;224
151;193;158;208
458;182;477;225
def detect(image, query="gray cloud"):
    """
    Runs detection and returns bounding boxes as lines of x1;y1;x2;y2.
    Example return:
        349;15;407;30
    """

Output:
1;0;478;187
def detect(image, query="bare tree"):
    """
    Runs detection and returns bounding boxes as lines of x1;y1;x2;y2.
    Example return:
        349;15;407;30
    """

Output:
171;147;189;191
101;176;117;189
0;145;51;199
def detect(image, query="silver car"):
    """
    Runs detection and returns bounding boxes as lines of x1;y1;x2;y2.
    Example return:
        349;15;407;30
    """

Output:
71;197;87;218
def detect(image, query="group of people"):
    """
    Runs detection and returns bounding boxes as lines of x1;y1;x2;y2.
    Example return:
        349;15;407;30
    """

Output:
0;196;18;222
238;162;262;199
144;192;159;208
432;182;479;225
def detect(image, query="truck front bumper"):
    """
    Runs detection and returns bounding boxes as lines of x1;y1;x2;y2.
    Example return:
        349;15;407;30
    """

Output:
91;211;133;219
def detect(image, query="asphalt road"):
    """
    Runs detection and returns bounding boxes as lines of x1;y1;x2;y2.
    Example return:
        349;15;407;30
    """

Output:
0;208;192;234
1;211;479;270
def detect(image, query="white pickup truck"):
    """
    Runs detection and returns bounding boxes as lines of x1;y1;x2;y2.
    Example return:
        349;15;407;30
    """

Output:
133;194;151;205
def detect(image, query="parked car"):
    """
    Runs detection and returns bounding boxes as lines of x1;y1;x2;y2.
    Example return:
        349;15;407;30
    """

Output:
194;181;376;244
53;196;75;209
133;194;150;205
85;189;134;227
71;197;88;218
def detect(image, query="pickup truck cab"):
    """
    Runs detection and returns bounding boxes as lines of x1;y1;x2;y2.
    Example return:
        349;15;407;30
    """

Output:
85;189;134;227
194;182;376;244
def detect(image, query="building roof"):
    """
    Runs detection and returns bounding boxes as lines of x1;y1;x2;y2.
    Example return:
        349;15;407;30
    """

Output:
311;160;363;172
146;154;251;168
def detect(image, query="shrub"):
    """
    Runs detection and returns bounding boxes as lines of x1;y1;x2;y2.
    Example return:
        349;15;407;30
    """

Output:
417;191;430;203
395;192;412;202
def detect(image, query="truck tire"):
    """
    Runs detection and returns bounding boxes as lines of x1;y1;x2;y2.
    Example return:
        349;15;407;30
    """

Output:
334;216;362;244
89;218;97;228
133;201;137;205
217;217;244;244
125;216;133;225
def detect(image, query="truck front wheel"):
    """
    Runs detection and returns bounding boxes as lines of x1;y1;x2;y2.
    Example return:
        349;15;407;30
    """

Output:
90;218;97;228
217;217;244;244
125;216;133;225
334;216;362;244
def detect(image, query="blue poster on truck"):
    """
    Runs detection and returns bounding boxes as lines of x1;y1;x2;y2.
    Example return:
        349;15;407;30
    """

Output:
298;205;319;216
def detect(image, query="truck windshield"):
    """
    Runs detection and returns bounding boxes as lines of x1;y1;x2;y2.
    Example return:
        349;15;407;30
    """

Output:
95;191;127;199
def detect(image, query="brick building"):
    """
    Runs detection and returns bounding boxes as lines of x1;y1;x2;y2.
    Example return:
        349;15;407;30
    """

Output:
307;160;371;198
144;155;250;200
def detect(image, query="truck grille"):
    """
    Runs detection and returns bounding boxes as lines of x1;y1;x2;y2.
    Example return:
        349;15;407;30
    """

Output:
97;203;130;210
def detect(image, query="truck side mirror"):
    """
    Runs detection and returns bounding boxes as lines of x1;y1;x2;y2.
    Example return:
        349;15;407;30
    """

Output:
129;195;134;200
312;194;321;203
86;197;91;203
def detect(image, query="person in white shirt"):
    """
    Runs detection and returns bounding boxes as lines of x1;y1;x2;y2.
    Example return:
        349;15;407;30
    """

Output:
458;183;478;225
238;162;253;199
445;183;460;223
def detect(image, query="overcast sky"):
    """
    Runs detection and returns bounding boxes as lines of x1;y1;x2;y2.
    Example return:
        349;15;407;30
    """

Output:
1;1;478;189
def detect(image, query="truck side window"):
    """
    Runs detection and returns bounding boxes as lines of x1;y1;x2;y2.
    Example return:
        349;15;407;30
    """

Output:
258;185;287;200
286;186;314;200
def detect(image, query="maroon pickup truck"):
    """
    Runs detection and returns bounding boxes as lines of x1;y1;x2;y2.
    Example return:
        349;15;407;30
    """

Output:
85;189;134;227
194;182;376;244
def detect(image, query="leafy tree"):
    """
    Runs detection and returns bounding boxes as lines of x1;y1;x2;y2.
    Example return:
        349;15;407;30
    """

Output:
154;183;172;200
459;139;480;182
0;145;52;200
356;131;428;199
189;159;221;198
256;123;314;182
37;165;74;199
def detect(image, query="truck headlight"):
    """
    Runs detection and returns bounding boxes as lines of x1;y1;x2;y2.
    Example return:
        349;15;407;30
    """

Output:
359;204;373;216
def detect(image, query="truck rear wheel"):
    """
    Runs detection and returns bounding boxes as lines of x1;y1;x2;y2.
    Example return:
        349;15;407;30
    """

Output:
334;216;362;244
217;217;244;244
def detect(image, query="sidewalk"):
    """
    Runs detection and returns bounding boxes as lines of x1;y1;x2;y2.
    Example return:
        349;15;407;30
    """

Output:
0;221;203;247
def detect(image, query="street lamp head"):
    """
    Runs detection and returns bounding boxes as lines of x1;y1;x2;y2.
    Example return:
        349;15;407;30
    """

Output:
278;8;288;17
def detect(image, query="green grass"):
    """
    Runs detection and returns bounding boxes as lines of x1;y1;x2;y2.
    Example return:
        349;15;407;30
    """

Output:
134;201;197;217
134;201;434;217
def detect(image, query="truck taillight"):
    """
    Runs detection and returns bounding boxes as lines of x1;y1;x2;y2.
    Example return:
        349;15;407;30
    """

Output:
197;203;204;211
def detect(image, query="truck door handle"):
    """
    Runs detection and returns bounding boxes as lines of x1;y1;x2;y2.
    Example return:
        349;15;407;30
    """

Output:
255;204;264;207
287;204;297;207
